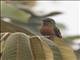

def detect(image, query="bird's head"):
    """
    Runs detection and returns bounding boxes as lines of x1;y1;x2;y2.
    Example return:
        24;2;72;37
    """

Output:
42;18;56;26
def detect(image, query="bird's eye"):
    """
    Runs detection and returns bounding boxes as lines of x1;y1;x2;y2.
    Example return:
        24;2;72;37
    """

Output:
48;22;52;25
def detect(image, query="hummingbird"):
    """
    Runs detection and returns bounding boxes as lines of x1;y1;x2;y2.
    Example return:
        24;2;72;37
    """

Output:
40;18;62;39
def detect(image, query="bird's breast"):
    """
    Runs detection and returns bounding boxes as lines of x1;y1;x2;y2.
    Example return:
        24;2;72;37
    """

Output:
40;26;54;33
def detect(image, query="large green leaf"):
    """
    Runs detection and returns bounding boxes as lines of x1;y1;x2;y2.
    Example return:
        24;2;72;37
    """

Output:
0;20;34;36
40;37;63;60
1;33;33;60
1;2;31;23
51;36;77;60
29;37;54;60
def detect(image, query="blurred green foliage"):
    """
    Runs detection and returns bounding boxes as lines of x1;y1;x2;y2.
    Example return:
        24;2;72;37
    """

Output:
1;2;31;23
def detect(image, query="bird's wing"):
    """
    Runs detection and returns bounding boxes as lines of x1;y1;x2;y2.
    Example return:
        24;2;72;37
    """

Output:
54;27;62;38
42;12;62;18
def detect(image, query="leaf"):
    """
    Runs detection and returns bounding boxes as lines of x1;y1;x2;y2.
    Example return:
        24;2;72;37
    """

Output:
64;35;80;40
42;12;62;18
51;36;77;60
0;20;34;36
0;32;11;54
1;32;33;60
1;2;31;23
40;37;63;60
30;37;54;60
